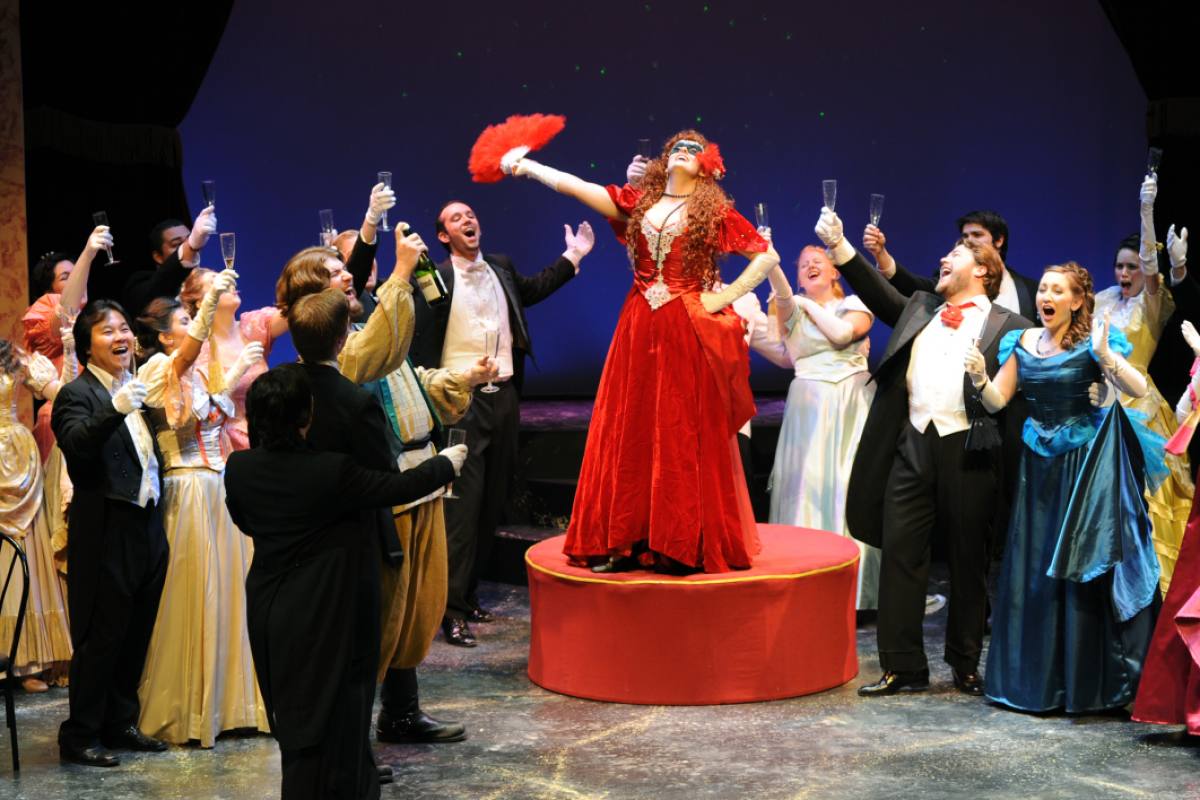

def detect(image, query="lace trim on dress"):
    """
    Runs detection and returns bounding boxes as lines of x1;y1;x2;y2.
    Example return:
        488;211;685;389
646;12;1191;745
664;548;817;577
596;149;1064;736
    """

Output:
642;216;685;310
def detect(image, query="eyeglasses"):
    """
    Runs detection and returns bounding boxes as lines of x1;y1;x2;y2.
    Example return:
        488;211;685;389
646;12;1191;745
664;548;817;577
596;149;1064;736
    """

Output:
669;140;704;157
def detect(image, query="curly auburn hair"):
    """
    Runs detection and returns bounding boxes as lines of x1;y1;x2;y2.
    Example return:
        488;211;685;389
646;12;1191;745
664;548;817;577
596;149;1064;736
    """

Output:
0;338;28;378
957;237;1005;301
1041;262;1094;352
626;130;735;289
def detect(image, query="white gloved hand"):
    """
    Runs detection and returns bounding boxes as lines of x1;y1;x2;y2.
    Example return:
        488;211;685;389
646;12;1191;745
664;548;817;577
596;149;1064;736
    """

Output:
188;269;238;342
225;341;265;388
85;226;113;257
1168;225;1189;269
1141;175;1158;206
512;158;564;191
1182;320;1200;359
500;146;531;175
564;222;595;258
365;182;396;226
627;156;648;188
815;207;844;248
964;345;988;388
112;380;148;415
757;225;772;243
1093;309;1116;369
188;206;217;251
441;443;469;476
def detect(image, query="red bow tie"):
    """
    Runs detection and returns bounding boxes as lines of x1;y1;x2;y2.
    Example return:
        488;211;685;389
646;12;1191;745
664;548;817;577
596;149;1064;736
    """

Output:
941;302;976;330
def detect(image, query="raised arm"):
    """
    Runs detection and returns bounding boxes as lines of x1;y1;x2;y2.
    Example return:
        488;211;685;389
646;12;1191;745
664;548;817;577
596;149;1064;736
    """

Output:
1095;309;1148;398
173;269;238;377
1139;176;1163;300
818;210;909;328
861;223;937;298
511;158;624;219
347;182;394;296
57;226;112;331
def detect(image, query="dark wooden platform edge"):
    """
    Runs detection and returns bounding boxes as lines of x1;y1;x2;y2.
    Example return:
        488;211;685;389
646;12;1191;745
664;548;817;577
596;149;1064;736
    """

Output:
480;525;566;586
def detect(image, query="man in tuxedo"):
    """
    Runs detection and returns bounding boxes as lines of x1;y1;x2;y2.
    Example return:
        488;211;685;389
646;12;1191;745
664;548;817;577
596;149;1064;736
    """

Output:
51;299;169;766
408;201;590;646
863;209;1041;323
121;207;217;317
815;209;1032;696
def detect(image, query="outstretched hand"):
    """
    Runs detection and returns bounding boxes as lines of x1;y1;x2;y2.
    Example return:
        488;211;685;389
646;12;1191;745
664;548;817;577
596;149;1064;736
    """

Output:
1093;309;1113;363
815;207;843;248
627;155;649;188
1168;225;1189;269
1141;175;1157;206
365;182;396;227
85;226;113;258
1182;320;1200;359
964;344;987;388
564;222;595;260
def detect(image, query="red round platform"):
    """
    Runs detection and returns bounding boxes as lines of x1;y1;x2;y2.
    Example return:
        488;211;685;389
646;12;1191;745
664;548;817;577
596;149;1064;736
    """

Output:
526;524;860;705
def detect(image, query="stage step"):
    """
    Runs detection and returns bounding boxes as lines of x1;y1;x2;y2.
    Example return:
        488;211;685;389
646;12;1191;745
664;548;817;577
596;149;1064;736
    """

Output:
480;524;566;586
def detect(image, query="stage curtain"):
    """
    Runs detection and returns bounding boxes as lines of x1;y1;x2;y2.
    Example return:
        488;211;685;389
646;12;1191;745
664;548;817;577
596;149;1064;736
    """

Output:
19;0;235;303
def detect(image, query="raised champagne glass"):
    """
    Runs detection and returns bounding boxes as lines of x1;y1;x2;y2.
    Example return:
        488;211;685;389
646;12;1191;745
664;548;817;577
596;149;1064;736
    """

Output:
870;194;885;226
92;211;119;265
754;203;769;231
377;172;392;232
319;209;335;248
822;180;837;213
1148;147;1163;180
638;138;652;159
220;233;236;270
201;180;216;208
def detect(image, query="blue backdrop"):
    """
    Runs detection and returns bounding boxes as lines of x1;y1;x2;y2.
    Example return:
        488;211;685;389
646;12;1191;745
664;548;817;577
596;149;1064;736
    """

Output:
178;0;1147;394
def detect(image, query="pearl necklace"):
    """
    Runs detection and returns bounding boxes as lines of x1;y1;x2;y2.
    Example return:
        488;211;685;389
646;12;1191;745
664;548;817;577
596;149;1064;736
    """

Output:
1035;329;1062;357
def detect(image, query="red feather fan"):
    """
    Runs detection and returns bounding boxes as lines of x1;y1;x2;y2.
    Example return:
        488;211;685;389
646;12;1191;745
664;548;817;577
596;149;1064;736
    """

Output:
468;114;567;183
696;143;725;180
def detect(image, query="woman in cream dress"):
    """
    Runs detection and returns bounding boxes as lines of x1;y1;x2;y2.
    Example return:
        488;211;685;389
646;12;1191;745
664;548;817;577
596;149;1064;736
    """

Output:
134;271;269;747
768;245;880;609
1094;176;1193;595
0;338;72;686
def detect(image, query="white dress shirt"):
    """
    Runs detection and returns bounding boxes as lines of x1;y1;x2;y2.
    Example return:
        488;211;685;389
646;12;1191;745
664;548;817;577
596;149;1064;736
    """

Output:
994;268;1020;316
441;256;514;382
87;362;161;507
906;295;992;436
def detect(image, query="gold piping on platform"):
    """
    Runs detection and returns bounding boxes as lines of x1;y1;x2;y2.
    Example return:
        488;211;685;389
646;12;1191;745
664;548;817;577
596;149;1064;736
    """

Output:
524;549;860;586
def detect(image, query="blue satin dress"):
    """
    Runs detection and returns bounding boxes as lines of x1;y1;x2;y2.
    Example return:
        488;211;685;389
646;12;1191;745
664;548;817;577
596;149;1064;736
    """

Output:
985;329;1165;713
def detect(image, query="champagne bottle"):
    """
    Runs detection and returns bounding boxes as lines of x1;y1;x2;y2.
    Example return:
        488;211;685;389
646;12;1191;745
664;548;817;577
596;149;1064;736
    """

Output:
405;225;449;306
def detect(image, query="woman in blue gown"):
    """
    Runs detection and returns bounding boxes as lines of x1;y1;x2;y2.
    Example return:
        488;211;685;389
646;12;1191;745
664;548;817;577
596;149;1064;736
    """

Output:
965;262;1164;713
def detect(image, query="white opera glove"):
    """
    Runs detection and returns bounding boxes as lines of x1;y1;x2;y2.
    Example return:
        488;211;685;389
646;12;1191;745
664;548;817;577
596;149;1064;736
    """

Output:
112;380;148;415
757;225;773;243
1093;309;1117;371
1183;320;1200;359
512;158;565;192
627;156;648;188
816;208;856;265
1140;176;1159;276
964;345;988;389
224;341;264;388
563;221;595;262
797;296;856;347
188;206;217;251
700;251;781;314
766;263;792;301
60;315;78;383
365;182;396;227
188;269;238;342
499;146;530;175
1168;224;1189;270
441;443;469;476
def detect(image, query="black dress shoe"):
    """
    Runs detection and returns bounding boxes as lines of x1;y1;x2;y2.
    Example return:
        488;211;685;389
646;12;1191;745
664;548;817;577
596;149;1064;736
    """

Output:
60;744;121;767
376;709;467;744
442;618;477;647
467;606;494;623
102;725;168;752
952;668;985;696
372;751;394;784
857;669;931;697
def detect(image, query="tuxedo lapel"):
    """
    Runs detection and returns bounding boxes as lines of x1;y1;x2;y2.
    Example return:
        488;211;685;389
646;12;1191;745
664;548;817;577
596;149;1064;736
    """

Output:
83;369;140;463
486;256;530;347
437;260;456;302
880;296;938;367
977;306;1008;358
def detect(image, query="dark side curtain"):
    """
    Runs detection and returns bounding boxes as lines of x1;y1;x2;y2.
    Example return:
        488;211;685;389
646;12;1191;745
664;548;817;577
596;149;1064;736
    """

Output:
20;0;236;304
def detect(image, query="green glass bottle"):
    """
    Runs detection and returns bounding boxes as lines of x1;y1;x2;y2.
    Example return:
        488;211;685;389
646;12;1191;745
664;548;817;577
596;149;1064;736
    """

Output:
405;225;449;306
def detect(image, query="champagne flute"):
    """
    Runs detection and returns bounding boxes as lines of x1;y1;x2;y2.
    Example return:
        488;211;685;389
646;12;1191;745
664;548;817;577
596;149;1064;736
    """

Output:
480;328;500;394
377;172;392;232
442;428;467;499
638;138;652;159
92;211;119;265
319;209;335;248
1148;147;1163;180
822;180;837;213
220;233;236;270
754;203;769;231
201;180;216;208
869;194;885;226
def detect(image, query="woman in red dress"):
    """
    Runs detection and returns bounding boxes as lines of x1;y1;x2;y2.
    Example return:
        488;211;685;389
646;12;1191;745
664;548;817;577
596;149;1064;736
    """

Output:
511;130;783;573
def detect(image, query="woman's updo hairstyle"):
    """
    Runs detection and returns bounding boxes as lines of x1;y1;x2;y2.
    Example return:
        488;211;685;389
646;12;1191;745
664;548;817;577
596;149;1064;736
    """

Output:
136;298;185;360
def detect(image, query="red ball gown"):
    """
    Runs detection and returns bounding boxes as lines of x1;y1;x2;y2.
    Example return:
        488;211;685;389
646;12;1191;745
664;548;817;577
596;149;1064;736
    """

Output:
563;185;766;573
1133;498;1200;732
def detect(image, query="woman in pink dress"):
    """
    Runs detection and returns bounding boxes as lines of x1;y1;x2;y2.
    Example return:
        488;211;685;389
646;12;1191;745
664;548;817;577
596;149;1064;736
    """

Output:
508;130;784;573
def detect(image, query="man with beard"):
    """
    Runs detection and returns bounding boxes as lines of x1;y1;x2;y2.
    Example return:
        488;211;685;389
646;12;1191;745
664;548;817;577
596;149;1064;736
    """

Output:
814;208;1031;697
408;202;590;646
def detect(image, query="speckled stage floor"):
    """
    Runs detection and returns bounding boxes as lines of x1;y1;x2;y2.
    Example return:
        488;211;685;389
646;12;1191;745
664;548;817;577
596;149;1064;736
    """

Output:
5;565;1200;799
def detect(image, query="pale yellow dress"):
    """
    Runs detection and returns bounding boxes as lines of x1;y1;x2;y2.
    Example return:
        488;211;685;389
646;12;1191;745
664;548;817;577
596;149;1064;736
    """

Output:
0;355;72;680
1096;285;1194;594
135;351;268;746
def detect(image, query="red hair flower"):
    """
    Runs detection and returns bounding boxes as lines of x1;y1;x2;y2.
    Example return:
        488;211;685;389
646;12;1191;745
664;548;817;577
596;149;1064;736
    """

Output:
696;143;725;180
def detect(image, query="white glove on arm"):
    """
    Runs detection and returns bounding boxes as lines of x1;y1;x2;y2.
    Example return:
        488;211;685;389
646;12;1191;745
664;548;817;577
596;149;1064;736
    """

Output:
188;206;218;252
798;296;857;347
441;443;469;476
700;251;782;314
1169;224;1189;270
224;341;265;388
365;182;396;227
627;156;648;188
512;158;566;192
1183;320;1200;359
1140;176;1159;276
816;208;855;266
188;269;238;342
112;380;148;415
964;345;988;389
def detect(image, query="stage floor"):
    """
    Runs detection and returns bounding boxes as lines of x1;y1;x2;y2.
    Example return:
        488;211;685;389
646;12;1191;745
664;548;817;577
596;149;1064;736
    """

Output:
5;563;1199;799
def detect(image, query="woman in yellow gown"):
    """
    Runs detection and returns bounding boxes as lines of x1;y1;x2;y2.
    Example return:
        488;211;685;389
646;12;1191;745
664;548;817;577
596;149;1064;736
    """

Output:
1093;175;1193;595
